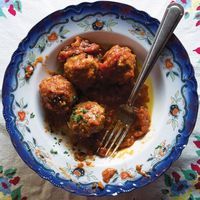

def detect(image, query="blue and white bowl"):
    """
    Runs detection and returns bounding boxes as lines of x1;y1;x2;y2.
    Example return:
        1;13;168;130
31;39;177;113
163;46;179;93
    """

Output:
2;1;198;196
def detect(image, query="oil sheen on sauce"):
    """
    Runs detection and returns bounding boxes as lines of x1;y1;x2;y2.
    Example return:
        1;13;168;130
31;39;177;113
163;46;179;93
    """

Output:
137;60;153;116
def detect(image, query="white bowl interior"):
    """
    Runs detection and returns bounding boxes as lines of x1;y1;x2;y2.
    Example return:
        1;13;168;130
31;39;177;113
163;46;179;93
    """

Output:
31;31;167;166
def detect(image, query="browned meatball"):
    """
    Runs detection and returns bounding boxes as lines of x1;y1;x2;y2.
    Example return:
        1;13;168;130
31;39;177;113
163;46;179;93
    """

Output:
99;45;136;85
64;53;99;90
39;75;77;114
57;36;102;62
69;101;105;137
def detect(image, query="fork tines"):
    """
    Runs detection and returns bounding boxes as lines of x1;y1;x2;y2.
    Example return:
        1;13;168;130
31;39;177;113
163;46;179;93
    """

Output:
97;120;130;157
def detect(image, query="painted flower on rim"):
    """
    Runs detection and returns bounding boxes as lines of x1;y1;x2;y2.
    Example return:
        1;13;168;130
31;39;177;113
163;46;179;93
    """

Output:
47;32;58;42
92;20;105;30
165;58;174;70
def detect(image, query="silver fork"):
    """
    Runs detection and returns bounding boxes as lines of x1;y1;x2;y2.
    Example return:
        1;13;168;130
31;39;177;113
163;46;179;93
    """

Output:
97;3;184;157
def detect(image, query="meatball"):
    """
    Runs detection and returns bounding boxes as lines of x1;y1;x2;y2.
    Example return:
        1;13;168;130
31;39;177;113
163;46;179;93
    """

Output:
57;36;102;62
39;75;77;114
69;101;105;137
64;53;99;90
99;45;136;85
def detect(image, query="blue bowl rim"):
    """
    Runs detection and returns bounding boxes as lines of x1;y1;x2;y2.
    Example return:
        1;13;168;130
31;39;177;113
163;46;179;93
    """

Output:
2;1;199;196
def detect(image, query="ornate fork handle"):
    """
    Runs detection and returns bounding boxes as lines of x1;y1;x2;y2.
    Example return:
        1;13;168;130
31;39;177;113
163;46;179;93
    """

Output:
127;3;184;107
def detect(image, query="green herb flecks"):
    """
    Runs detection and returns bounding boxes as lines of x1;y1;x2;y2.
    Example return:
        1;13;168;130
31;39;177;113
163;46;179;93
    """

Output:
71;113;83;123
30;112;35;118
82;109;88;114
50;149;58;155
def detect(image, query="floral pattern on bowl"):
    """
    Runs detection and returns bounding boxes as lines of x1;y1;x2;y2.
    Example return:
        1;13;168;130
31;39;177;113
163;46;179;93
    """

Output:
2;1;198;196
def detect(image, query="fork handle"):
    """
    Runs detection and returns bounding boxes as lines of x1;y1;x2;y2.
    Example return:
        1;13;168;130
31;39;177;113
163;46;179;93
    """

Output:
127;3;184;106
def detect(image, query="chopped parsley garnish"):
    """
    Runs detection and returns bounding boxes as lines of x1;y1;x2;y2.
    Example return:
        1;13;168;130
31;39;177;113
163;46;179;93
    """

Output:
82;109;88;114
50;149;58;155
71;114;83;123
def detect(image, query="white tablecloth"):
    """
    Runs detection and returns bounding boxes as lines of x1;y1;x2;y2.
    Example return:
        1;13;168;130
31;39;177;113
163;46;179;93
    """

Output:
0;0;199;199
